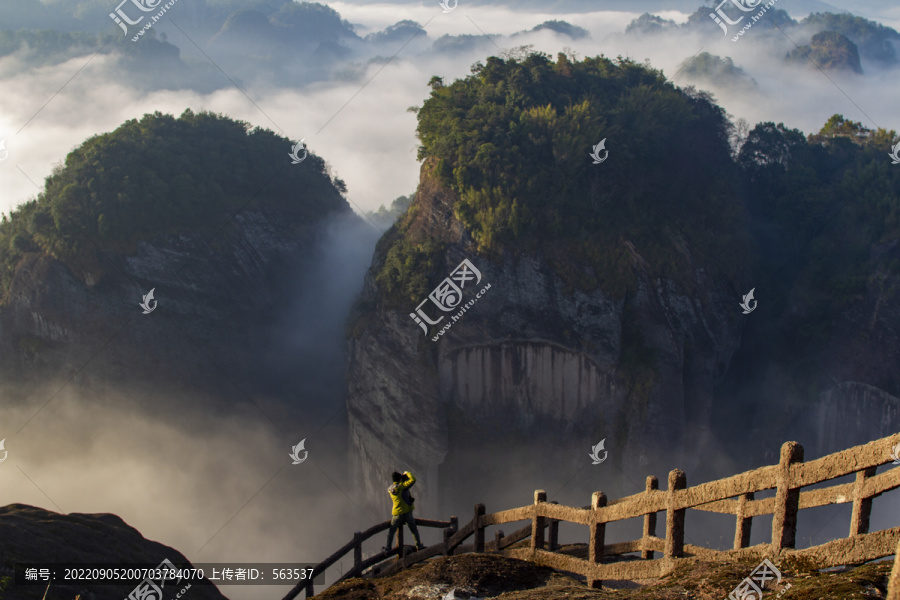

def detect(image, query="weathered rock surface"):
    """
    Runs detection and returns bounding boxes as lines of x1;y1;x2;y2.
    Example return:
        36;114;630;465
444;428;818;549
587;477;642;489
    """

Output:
347;159;745;516
0;205;349;405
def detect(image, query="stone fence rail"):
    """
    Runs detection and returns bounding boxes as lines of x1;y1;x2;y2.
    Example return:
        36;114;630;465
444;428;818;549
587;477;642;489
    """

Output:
285;433;900;600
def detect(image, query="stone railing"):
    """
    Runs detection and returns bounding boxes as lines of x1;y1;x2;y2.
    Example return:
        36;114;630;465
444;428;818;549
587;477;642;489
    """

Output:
286;433;900;599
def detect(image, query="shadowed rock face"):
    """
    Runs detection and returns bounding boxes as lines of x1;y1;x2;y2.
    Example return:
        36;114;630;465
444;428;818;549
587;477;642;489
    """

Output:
346;159;744;516
0;207;346;405
0;504;229;600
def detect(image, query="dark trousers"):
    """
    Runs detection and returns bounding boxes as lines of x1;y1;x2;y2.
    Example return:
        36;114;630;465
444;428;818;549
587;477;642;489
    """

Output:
386;512;422;548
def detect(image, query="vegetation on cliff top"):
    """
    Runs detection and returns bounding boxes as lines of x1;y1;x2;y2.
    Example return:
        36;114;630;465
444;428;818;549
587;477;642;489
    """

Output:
800;12;900;65
0;109;348;300
786;30;863;73
380;52;750;303
735;113;900;402
379;52;899;320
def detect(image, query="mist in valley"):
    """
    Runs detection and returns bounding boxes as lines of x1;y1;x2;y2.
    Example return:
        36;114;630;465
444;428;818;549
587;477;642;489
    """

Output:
1;0;900;597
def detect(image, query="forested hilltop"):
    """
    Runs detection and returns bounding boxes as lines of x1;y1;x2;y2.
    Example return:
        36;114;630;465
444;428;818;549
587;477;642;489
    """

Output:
379;53;752;304
379;52;900;307
0;110;348;303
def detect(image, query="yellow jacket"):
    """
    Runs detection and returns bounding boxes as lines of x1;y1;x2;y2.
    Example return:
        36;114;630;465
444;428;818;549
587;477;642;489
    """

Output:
388;471;416;516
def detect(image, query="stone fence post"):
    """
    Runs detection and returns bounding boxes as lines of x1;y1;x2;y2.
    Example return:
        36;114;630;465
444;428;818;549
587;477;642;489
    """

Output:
771;442;803;550
642;476;658;559
549;500;560;551
734;492;754;549
442;526;453;556
664;470;686;558
887;536;900;600
474;503;486;552
353;531;362;568
588;491;607;589
531;490;547;550
850;467;876;536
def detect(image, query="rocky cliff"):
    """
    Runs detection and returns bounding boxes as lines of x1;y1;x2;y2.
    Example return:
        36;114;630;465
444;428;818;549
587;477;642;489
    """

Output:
0;208;332;402
345;53;900;519
347;159;746;515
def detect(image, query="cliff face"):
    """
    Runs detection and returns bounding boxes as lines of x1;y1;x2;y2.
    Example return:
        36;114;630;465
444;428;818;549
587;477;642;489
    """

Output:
0;206;344;403
347;160;745;515
733;238;900;464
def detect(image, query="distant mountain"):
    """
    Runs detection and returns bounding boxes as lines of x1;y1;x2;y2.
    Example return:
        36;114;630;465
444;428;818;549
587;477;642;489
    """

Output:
2;1;897;95
799;12;900;66
786;30;864;73
523;20;590;40
676;51;757;90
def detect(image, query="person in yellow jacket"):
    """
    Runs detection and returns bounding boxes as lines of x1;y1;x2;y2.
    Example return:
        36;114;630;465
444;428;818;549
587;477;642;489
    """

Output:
382;471;425;554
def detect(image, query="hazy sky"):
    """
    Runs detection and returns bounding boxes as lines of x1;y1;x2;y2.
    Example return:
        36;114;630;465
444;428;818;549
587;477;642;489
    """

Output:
1;1;898;218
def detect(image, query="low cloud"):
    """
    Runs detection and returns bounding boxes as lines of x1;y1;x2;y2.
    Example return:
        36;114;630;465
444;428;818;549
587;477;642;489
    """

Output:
2;4;899;219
